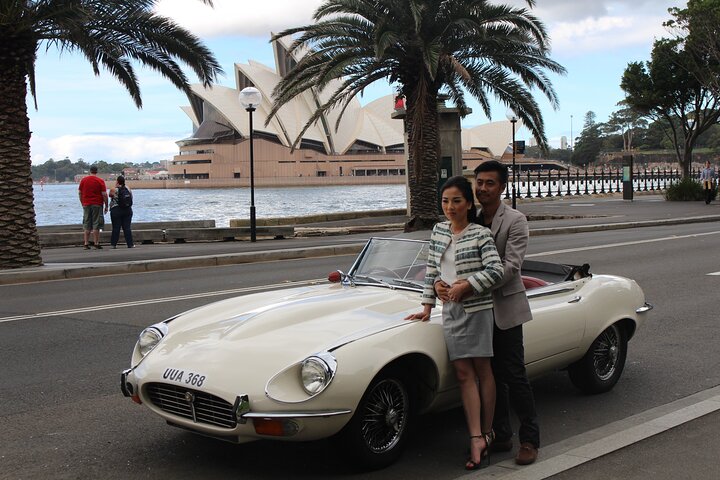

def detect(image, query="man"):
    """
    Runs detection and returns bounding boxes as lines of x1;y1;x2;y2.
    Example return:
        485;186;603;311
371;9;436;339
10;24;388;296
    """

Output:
436;160;540;465
78;165;108;249
700;160;716;205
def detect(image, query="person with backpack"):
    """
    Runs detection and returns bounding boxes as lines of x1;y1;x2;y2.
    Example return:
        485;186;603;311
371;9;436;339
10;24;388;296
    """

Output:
109;175;134;248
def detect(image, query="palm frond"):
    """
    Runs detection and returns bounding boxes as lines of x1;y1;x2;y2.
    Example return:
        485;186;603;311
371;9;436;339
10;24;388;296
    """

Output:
269;0;564;170
4;0;222;108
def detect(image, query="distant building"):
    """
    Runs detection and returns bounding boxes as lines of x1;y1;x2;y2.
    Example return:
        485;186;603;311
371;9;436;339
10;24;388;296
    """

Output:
170;37;407;182
169;36;531;183
140;170;169;180
560;136;568;150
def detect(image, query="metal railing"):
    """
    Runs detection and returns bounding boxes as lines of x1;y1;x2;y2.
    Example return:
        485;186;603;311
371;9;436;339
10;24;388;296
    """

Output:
500;166;699;200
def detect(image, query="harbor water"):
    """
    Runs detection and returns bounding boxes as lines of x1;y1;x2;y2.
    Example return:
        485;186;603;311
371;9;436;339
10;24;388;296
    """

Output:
33;184;407;227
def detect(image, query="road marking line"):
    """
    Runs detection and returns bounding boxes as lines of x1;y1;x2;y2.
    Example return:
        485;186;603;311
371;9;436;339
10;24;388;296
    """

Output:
0;279;324;324
708;272;720;276
527;230;720;257
3;230;718;323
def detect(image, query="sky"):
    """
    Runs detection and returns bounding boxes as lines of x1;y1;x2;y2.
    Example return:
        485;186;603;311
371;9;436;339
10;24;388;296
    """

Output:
27;0;686;165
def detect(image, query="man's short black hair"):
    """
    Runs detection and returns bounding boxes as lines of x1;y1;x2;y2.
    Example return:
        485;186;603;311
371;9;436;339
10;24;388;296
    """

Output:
474;160;508;185
90;165;98;174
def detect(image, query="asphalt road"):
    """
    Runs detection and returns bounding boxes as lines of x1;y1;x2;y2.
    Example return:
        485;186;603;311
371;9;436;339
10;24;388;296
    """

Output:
1;222;719;479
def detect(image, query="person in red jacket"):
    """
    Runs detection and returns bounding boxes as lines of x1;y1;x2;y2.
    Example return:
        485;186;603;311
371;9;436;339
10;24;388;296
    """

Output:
78;165;108;249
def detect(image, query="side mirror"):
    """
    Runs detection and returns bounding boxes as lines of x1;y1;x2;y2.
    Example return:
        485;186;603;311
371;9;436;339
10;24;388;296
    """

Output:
328;270;344;283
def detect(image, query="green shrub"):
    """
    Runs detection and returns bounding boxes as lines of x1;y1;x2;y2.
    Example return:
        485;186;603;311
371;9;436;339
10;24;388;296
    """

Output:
664;177;717;201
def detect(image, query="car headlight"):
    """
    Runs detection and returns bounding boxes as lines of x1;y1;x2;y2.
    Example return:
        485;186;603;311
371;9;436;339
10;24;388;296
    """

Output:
137;323;168;357
300;353;337;396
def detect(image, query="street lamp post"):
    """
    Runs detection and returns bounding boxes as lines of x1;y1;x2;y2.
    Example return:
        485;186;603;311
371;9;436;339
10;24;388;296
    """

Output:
239;87;263;242
506;109;518;209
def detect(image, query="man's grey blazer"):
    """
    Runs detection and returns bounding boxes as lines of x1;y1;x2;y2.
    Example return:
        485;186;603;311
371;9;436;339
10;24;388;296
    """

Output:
486;202;533;330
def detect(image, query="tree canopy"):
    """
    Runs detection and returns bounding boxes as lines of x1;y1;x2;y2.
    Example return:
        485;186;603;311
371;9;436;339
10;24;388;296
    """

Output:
621;2;720;178
571;111;603;166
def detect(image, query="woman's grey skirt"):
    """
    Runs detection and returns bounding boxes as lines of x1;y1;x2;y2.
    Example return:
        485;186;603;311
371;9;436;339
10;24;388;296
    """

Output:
441;302;494;361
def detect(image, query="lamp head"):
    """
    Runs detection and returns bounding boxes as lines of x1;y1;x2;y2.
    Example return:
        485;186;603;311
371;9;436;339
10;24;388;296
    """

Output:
239;87;262;111
505;108;518;123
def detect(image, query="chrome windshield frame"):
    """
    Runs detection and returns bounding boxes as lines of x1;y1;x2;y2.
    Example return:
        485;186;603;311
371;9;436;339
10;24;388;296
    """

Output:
347;237;428;291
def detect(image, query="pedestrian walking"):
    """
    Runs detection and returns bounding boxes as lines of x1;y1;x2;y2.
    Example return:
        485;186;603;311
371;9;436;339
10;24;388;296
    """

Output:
700;160;716;204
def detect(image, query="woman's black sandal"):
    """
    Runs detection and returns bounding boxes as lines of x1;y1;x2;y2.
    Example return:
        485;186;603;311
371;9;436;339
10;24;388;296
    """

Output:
465;431;493;470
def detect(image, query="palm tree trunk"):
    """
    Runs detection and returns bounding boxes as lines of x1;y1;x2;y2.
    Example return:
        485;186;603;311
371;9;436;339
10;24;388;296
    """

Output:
0;39;42;268
405;90;440;232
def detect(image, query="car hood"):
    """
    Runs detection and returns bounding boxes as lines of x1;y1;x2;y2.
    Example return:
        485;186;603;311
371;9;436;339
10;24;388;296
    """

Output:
142;283;420;379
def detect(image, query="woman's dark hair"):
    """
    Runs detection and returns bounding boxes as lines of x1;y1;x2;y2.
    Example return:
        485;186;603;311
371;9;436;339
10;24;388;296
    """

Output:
116;175;126;186
440;175;477;223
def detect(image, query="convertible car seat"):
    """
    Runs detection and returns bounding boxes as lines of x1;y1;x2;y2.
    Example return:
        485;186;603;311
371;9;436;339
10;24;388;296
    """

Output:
522;275;549;290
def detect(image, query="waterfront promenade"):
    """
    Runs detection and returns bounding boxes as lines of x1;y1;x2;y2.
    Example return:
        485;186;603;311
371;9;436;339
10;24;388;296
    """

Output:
3;193;720;285
3;193;720;479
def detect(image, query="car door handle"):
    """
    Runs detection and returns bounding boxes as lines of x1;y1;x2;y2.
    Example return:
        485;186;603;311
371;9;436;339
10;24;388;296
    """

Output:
567;296;581;303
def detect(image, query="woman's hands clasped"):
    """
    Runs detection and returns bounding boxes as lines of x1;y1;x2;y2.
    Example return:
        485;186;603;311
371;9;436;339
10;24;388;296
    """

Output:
436;279;473;303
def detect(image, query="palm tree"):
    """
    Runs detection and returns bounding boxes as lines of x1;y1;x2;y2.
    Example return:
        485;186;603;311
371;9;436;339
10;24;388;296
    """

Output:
0;0;223;269
269;0;565;230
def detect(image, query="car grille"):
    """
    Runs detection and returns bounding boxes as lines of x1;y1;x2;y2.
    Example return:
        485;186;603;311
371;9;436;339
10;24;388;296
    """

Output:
145;383;236;429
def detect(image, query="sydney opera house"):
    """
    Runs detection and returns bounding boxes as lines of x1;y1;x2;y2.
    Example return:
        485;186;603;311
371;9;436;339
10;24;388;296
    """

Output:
168;38;523;185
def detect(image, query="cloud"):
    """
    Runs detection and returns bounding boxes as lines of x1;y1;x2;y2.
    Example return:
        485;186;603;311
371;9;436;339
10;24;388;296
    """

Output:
31;134;181;164
511;0;678;22
549;15;669;55
502;1;683;55
155;0;683;56
155;0;324;37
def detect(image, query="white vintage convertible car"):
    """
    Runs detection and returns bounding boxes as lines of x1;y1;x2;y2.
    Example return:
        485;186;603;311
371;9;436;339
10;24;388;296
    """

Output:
121;237;652;469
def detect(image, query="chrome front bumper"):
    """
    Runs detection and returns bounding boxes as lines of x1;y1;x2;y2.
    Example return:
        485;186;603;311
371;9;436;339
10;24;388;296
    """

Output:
120;369;133;397
120;370;351;420
636;302;653;314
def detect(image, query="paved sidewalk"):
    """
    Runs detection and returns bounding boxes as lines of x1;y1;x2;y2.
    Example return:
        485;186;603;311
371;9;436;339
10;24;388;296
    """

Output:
471;385;720;480
548;410;720;480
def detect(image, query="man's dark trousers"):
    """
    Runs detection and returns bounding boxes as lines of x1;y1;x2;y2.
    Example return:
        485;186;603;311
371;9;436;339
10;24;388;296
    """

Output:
492;323;540;447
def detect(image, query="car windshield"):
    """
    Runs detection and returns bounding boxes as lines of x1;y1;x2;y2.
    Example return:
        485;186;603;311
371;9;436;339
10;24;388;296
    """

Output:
351;238;428;290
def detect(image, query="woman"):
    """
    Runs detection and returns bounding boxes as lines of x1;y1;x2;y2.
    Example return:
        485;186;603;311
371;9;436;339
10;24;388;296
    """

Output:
700;160;716;205
108;175;134;248
405;175;504;470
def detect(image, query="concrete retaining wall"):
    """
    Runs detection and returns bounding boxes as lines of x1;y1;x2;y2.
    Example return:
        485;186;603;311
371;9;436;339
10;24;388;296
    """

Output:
38;220;294;246
230;208;407;227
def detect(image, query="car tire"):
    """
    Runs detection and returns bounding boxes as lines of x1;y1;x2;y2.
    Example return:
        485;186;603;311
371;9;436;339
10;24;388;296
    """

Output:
336;371;411;470
568;323;628;394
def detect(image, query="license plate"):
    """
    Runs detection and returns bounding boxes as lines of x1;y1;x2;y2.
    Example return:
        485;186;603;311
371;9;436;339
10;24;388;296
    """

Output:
162;368;208;388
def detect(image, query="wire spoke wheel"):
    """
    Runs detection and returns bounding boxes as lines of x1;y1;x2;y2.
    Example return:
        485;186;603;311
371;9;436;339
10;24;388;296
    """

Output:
592;325;620;381
568;322;628;394
359;378;409;454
